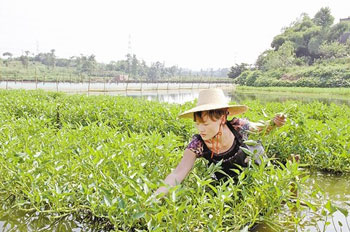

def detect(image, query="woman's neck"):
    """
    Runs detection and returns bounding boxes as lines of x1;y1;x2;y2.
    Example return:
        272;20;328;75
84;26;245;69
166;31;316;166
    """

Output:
220;124;235;148
205;124;235;153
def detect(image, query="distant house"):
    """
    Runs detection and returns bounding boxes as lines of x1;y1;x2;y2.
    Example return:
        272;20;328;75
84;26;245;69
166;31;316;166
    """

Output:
338;17;350;44
340;17;350;22
339;32;350;44
117;74;129;81
110;74;129;82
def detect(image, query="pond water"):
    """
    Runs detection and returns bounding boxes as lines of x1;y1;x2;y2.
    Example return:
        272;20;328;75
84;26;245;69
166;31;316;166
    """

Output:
103;88;350;108
1;86;350;231
85;87;350;106
252;171;350;232
2;81;350;106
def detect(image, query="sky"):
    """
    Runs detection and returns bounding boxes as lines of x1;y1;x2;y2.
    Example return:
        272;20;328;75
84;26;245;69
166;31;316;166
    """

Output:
0;0;349;70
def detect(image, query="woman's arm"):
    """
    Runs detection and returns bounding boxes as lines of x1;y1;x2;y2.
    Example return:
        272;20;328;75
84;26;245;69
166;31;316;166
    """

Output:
250;113;286;133
155;149;197;195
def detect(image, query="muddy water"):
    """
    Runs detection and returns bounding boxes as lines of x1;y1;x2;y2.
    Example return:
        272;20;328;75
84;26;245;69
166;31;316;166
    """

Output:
252;172;350;232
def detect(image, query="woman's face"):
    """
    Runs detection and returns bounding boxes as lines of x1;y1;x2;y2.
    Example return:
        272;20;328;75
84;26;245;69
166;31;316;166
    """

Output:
195;112;222;141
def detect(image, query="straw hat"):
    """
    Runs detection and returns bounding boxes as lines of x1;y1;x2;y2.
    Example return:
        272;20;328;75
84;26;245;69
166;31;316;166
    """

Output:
179;88;248;119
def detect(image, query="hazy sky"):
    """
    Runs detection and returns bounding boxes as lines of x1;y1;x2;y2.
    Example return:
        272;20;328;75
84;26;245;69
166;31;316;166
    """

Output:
0;0;349;70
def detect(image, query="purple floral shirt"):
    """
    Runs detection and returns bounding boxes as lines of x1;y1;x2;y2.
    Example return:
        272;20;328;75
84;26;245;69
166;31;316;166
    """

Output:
186;118;250;158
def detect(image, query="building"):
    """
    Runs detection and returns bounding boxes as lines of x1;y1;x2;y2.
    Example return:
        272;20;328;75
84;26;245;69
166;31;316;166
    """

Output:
110;74;129;82
340;17;350;22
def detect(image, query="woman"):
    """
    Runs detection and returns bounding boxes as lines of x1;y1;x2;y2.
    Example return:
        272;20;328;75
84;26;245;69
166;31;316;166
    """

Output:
156;88;286;195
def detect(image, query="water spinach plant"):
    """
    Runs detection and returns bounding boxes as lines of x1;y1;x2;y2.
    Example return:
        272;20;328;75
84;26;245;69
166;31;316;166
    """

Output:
0;90;349;231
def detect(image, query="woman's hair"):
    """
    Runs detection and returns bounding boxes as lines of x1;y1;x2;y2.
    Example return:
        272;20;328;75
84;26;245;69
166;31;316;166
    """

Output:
194;108;228;123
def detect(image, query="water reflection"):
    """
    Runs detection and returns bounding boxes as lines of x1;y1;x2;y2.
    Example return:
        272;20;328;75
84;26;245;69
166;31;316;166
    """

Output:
302;172;350;232
0;208;112;232
117;89;200;105
87;88;350;106
89;88;350;106
3;81;349;106
252;172;350;232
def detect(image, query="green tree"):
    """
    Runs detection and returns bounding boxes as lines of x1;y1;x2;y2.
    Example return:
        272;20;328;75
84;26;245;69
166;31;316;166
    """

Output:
19;51;30;69
327;21;350;42
277;41;296;66
116;60;128;73
19;56;29;68
319;41;349;58
228;63;249;79
126;53;132;76
147;61;163;81
49;49;56;69
87;54;96;74
2;52;13;67
138;60;148;77
313;7;334;28
256;50;273;71
271;12;326;61
80;54;96;74
308;35;324;57
271;35;286;51
168;65;178;77
256;42;295;71
106;61;118;71
131;54;138;77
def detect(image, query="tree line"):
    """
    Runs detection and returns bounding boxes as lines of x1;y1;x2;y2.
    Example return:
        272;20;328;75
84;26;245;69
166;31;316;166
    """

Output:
228;7;350;87
1;50;229;81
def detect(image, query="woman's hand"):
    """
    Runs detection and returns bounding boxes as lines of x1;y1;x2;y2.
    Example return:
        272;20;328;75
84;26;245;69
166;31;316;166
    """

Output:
153;149;197;196
273;113;286;127
155;186;169;196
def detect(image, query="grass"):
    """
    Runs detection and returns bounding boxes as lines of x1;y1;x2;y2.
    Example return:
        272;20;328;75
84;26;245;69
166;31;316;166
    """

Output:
236;86;350;96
